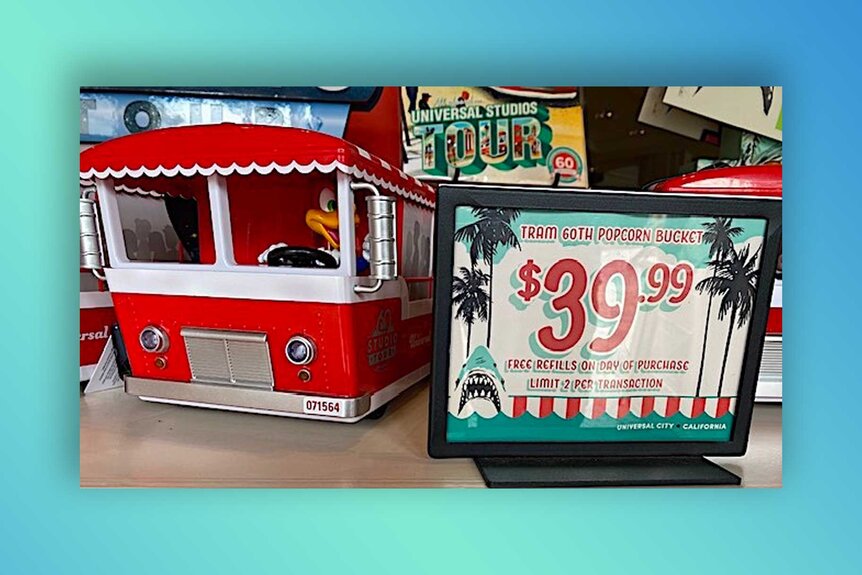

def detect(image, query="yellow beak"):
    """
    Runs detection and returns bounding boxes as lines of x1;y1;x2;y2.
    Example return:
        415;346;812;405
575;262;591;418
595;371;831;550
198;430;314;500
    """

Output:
305;209;341;249
305;208;361;250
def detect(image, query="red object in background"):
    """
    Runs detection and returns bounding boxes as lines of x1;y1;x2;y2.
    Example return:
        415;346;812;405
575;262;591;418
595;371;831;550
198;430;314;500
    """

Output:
343;86;403;167
80;287;115;381
80;307;114;365
766;307;782;334
651;165;782;335
651;164;782;199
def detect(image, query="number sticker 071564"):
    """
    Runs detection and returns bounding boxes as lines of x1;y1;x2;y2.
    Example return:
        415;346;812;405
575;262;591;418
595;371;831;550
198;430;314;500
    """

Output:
302;398;346;417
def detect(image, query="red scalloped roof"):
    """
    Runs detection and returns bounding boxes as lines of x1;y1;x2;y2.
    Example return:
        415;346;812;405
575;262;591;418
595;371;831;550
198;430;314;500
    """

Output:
80;124;435;206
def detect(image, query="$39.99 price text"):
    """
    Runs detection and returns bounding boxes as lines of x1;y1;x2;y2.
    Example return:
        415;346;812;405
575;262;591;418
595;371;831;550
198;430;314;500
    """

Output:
516;258;694;354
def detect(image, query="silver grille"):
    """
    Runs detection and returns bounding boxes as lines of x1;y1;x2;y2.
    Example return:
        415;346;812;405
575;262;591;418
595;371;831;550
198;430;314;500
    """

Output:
181;328;274;389
759;335;782;382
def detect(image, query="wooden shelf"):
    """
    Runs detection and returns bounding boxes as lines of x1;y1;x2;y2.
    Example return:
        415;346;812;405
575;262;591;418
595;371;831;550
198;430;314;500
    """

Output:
80;383;781;488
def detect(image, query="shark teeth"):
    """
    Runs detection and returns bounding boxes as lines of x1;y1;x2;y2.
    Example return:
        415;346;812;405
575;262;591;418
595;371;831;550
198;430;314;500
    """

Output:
458;370;502;414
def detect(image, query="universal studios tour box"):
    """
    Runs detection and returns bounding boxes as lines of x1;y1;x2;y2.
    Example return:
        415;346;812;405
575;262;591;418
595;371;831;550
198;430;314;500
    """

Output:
428;184;781;487
402;87;588;187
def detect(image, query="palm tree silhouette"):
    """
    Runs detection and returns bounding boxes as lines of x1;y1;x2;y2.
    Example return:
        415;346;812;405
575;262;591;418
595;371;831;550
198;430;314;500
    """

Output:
695;217;743;395
451;266;490;358
453;208;520;347
696;244;760;396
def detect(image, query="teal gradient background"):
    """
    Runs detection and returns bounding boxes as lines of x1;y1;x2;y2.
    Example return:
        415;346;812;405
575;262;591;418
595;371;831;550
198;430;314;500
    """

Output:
1;0;859;572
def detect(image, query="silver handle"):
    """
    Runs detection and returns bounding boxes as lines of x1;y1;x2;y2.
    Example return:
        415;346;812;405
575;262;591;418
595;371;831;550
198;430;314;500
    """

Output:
350;182;398;294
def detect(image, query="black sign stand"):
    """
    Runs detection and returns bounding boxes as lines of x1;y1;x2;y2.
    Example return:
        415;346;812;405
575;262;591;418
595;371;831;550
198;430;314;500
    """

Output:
474;456;741;488
428;186;782;489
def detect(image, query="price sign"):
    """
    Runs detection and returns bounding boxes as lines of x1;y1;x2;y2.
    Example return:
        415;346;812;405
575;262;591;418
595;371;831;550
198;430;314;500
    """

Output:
431;189;781;452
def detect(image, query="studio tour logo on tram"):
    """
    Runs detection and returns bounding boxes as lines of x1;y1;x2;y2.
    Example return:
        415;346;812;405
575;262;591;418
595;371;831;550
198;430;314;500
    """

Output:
410;101;554;176
367;309;398;370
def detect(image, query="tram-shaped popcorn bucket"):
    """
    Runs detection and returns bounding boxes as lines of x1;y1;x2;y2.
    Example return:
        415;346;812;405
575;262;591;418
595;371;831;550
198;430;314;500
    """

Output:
79;124;435;421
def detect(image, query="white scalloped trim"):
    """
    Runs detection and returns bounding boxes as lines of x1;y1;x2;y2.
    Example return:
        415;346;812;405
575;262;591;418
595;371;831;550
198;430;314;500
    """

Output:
346;164;436;208
81;160;435;208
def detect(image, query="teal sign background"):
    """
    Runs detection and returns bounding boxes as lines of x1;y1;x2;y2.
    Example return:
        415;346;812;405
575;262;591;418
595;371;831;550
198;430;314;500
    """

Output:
448;207;765;442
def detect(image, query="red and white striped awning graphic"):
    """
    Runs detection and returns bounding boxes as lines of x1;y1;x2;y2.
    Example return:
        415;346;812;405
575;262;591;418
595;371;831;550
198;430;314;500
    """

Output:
498;396;737;420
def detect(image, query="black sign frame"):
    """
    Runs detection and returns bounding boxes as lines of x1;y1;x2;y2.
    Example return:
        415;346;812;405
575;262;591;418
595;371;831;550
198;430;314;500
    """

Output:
428;185;782;459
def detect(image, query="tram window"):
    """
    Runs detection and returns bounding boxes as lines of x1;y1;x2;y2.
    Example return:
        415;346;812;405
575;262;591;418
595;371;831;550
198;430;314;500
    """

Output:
401;204;433;300
227;172;348;269
114;176;215;264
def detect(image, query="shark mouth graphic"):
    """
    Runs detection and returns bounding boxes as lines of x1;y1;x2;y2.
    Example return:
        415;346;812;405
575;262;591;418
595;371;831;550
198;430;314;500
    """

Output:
458;369;502;414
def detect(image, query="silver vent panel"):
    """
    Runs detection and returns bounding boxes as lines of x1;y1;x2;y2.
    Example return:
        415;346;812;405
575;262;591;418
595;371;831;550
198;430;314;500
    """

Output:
758;336;782;382
181;328;274;389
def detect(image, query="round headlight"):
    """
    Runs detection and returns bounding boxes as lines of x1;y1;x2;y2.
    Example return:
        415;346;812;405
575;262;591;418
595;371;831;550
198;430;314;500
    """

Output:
139;326;169;353
285;335;315;365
